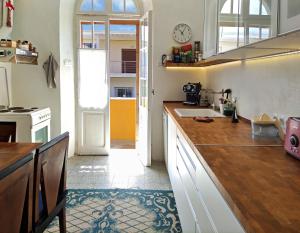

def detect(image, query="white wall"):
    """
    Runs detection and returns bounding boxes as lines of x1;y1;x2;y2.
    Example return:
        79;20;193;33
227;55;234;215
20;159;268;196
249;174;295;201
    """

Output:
206;54;300;121
151;0;206;161
0;63;12;106
0;6;13;107
11;0;61;138
60;0;76;157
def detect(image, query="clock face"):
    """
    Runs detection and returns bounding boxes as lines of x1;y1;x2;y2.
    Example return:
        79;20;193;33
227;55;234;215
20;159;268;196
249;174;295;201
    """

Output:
173;23;192;44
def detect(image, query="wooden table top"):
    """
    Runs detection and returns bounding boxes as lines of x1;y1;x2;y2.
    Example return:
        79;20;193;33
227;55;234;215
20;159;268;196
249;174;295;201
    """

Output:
164;102;300;233
164;102;282;146
0;143;41;178
196;146;300;233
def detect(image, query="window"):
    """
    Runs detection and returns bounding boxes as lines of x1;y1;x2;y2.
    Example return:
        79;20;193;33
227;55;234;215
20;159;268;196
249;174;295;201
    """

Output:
112;0;137;13
80;0;105;12
249;0;269;15
78;0;140;15
122;49;136;74
221;0;241;14
80;21;105;49
115;87;133;98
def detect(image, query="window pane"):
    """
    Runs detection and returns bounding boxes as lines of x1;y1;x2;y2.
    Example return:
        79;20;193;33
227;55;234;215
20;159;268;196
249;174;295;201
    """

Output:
232;0;240;14
93;0;105;11
261;5;268;15
126;0;137;13
94;22;105;49
221;0;231;14
219;26;238;52
238;27;245;46
112;0;125;12
79;50;108;109
81;22;93;48
250;0;260;15
80;0;92;11
249;27;260;43
261;28;270;39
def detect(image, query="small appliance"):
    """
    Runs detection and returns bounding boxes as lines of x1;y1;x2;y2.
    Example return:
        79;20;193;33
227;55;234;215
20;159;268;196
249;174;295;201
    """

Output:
183;82;201;105
285;117;300;160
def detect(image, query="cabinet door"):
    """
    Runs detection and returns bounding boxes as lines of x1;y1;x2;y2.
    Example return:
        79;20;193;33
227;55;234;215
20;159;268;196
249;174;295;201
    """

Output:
203;0;218;58
167;115;177;173
280;0;300;34
176;143;216;233
240;0;278;45
195;160;246;233
218;0;278;52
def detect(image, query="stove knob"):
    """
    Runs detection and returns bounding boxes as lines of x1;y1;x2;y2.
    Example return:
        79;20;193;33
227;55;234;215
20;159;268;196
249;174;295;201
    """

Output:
290;135;299;147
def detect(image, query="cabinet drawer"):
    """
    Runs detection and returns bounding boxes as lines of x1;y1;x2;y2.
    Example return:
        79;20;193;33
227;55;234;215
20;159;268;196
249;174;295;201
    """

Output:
177;146;216;233
176;131;199;181
195;160;246;233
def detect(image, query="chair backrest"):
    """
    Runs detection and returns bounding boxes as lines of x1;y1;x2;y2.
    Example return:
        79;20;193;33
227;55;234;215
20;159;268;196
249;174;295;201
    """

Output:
0;122;16;142
33;132;69;228
0;156;34;233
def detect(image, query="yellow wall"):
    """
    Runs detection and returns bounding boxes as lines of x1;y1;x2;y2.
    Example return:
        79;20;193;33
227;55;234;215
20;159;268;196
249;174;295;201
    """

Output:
110;98;136;140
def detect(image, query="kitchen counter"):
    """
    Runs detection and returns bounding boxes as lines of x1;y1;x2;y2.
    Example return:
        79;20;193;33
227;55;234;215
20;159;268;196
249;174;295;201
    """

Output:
164;102;300;233
164;102;282;146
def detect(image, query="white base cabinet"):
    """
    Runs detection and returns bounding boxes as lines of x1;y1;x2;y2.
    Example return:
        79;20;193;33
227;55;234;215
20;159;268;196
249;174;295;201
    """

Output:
166;115;246;233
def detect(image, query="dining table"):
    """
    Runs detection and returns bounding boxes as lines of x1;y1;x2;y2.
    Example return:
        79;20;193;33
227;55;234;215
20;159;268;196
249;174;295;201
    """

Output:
0;142;41;179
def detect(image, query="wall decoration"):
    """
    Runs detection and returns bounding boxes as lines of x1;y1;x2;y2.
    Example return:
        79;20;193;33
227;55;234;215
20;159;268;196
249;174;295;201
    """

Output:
5;0;14;28
0;0;3;28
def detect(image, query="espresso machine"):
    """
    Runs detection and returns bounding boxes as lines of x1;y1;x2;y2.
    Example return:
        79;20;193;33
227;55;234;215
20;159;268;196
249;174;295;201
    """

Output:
183;82;202;105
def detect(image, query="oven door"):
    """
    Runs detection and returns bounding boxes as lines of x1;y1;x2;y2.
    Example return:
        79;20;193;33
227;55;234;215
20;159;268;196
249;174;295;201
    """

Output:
31;120;51;144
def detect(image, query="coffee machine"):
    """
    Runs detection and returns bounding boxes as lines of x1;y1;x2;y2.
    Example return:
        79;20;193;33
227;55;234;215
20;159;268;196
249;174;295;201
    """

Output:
183;82;202;105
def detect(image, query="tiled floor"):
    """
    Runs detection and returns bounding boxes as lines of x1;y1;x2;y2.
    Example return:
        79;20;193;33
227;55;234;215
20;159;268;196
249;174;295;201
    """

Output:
67;149;172;190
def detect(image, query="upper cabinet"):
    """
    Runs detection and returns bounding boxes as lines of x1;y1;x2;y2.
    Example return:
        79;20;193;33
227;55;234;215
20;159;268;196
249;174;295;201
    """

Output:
204;0;279;58
280;0;300;34
203;0;219;58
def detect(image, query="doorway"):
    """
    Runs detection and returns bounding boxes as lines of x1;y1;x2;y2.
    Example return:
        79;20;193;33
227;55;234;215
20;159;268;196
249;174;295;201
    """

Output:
109;20;139;150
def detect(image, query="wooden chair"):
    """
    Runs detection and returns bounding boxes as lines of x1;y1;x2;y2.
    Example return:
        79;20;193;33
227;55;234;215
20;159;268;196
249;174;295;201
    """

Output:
0;122;16;142
32;132;69;233
0;153;34;233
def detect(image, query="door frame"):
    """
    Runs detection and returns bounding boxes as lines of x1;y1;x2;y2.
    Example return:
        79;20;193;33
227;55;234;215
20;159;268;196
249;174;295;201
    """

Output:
109;19;140;145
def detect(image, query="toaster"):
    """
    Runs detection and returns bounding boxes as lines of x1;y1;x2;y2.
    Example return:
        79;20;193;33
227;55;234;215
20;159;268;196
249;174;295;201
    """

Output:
285;117;300;160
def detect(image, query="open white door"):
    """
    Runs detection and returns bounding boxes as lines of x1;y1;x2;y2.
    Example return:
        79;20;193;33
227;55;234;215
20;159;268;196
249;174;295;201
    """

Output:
77;17;110;155
137;11;152;166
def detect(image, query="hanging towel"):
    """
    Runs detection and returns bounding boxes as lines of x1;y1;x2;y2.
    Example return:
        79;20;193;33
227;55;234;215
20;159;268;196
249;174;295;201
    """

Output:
43;54;58;88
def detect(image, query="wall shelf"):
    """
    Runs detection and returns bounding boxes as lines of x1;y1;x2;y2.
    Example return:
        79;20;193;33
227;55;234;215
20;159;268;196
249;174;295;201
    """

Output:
164;59;238;68
165;29;300;68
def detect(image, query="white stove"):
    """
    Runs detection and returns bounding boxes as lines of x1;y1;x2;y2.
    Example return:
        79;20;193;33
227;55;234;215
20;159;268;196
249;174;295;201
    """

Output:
0;107;51;143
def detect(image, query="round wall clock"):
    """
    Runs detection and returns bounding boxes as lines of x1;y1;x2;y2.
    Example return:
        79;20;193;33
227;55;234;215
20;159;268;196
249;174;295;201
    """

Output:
173;23;192;44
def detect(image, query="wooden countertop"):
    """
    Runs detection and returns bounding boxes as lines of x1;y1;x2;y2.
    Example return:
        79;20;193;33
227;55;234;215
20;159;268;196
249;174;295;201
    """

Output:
164;102;282;146
196;146;300;233
0;143;41;179
164;102;300;233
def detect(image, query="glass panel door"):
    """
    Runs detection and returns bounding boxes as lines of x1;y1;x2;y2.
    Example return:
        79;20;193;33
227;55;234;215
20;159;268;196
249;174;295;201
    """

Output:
77;17;110;155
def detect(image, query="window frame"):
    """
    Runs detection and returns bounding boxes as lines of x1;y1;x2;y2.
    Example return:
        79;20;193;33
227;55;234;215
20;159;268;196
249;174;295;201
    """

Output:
76;0;142;16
